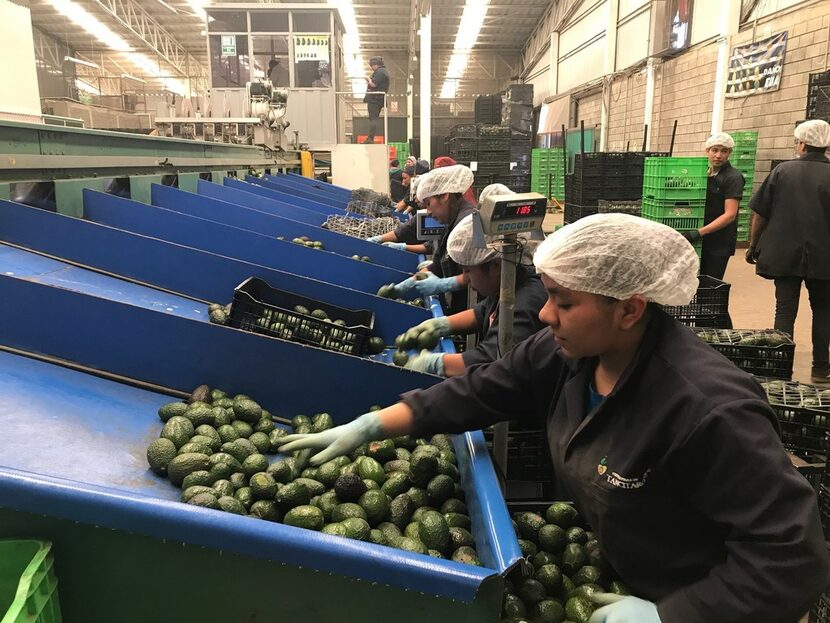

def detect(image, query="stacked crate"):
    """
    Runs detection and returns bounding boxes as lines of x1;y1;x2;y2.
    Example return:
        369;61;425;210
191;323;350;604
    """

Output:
474;95;502;124
531;148;565;201
476;125;511;182
807;70;830;122
501;83;533;134
565;152;659;224
730;130;758;243
388;142;409;164
641;156;709;257
446;124;478;166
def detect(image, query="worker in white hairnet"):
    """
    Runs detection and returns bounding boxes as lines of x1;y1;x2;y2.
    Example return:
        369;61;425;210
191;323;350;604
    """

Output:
392;164;478;314
747;119;830;385
277;213;828;623
403;192;547;376
680;132;745;289
366;176;432;254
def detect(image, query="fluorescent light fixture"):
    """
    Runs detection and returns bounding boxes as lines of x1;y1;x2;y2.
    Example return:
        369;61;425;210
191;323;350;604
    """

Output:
121;73;146;83
64;55;99;69
331;0;366;96
186;0;207;20
51;0;131;52
75;78;101;95
439;0;490;98
155;0;178;13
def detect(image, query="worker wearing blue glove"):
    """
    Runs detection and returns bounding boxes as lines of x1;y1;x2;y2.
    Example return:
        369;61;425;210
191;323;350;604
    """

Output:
277;411;383;466
588;594;661;623
405;350;445;375
366;235;384;244
382;241;407;251
275;213;829;622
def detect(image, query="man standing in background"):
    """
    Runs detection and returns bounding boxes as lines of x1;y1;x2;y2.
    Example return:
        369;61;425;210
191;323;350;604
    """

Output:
747;119;830;386
363;56;389;144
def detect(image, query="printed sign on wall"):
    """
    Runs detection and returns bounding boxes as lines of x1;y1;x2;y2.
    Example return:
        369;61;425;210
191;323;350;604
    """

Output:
726;31;788;98
294;35;329;62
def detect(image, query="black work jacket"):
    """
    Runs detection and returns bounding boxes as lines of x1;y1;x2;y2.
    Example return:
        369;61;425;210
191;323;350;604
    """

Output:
462;266;547;367
402;310;828;623
750;152;830;279
432;199;477;314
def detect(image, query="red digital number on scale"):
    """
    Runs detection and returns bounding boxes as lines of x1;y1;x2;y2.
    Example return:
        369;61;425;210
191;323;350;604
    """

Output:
517;205;532;215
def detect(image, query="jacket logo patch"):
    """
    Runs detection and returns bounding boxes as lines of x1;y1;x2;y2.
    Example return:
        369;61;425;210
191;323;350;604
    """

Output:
598;456;650;490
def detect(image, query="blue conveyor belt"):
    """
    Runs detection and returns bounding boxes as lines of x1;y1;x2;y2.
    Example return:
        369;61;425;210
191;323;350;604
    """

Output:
0;244;205;321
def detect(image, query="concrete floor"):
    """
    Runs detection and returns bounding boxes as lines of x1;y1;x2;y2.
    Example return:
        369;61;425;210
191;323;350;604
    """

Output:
542;210;814;383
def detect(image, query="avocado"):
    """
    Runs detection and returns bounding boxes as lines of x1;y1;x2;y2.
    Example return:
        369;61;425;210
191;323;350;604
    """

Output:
209;452;243;473
440;498;467;515
377;521;402;543
266;460;294;484
212;479;235;498
531;551;559;570
609;580;630;595
535;564;563;593
357;457;386;485
231;420;254;438
561;543;587;576
531;599;567;623
367;336;385;354
515;511;546;541
518;578;547;604
448;526;474;550
147;438;178;475
221;440;253;464
404;521;421;541
276;481;311;510
216;424;239;443
291;414;311;429
293;478;326;498
367;439;397;463
311;309;329;320
178;441;212;457
411;505;438;522
232;398;262;423
253;417;275;435
249;472;278;500
181;470;214;490
208;461;232;482
249;499;282;522
369;529;388;545
358;489;390;524
503;594;527;619
160;416;194;449
194;426;221;450
268;428;288;452
569;583;604;601
322;522;349;537
341;517;371;541
392;350;409;367
181;485;214;502
212;407;232;427
539;523;566;553
284;505;325;530
564;596;594;623
187;492;219;509
417;510;450;553
383;459;411;475
234;487;253;511
334;473;368;502
443;512;471;530
426;474;455;506
565;526;587;545
189;384;211;404
388;493;414;528
248;432;271;454
316;460;341;487
518;538;538;558
333;502;368;523
381;471;411;498
229;472;248;490
167;453;211;486
546;502;579;529
311;412;334;432
410;452;439;487
417;331;439;350
436;459;459;481
158;402;188;422
217;496;246;515
450;545;481;566
397;537;428;554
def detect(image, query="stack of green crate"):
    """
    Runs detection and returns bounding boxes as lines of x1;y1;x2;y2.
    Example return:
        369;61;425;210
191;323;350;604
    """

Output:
729;131;758;243
641;156;709;257
389;142;409;164
531;148;565;201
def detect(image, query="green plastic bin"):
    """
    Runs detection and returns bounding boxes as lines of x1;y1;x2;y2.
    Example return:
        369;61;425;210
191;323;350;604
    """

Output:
0;540;61;623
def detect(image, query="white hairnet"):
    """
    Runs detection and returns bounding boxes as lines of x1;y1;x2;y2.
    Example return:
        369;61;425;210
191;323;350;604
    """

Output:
447;214;498;266
478;183;513;206
705;132;734;149
795;119;830;148
533;213;699;306
416;165;474;202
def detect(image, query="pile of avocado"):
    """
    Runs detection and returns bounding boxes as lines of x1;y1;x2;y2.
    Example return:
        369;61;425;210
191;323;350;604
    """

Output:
208;303;232;325
501;502;631;623
350;254;373;263
375;283;426;308
290;235;324;250
390;325;441;367
146;388;482;565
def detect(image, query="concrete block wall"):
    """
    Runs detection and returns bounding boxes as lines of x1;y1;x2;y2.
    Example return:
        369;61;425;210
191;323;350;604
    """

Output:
606;72;648;151
575;91;603;138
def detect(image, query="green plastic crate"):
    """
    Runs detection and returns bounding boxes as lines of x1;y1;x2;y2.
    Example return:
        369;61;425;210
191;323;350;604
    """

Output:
0;540;61;623
730;130;758;145
641;199;705;230
389;142;409;163
643;157;708;201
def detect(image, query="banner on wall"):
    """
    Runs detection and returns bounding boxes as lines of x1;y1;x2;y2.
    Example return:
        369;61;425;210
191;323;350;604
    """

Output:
293;35;329;62
725;31;788;98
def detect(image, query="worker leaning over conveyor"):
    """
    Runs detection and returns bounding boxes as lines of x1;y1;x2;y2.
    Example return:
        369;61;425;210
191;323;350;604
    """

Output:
393;164;478;315
403;185;547;377
277;213;830;623
366;177;432;254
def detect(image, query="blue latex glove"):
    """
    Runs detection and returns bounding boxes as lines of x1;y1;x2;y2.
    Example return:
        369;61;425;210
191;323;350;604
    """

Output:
383;242;407;251
416;260;433;271
276;412;383;466
413;272;459;297
588;594;661;623
404;350;445;376
415;317;451;337
393;276;417;294
366;235;384;244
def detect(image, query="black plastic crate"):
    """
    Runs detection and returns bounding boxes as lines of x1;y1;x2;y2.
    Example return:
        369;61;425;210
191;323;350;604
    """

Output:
819;485;830;541
447;148;477;163
661;275;731;328
810;566;830;622
477;124;511;138
564;203;598;224
483;428;555;501
229;277;375;355
758;378;830;457
449;123;478;138
574;152;629;176
510;143;532;158
792;452;826;492
692;328;795;379
510;128;533;141
494;174;531;193
509;154;531;173
447;136;477;151
475;160;510;176
478;137;511;153
505;83;534;104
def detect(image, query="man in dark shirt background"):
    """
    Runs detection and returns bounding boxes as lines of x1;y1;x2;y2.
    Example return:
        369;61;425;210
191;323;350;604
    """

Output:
747;119;830;385
363;56;389;144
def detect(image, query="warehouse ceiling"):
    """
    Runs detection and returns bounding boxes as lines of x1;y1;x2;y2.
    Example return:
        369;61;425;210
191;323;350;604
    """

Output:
23;0;550;96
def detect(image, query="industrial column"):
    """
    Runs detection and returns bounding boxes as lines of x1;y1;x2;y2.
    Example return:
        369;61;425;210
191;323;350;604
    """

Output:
643;57;657;150
711;0;740;133
599;0;619;151
419;3;432;162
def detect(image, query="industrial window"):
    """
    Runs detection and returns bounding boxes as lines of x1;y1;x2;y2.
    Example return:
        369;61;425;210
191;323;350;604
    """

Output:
291;11;330;32
251;11;289;32
252;35;291;87
208;10;248;32
209;35;251;88
292;35;331;88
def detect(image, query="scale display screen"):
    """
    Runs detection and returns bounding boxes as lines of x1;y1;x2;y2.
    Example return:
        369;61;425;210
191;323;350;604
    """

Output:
416;210;446;239
492;199;547;221
478;192;547;235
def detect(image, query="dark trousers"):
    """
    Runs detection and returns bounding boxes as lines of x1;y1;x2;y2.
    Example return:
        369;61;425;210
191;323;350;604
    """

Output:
366;101;383;140
699;251;733;328
774;277;830;366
